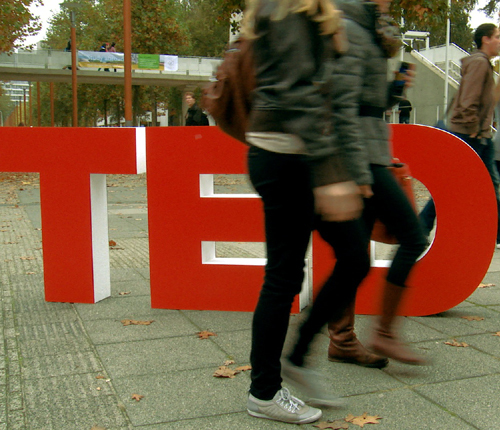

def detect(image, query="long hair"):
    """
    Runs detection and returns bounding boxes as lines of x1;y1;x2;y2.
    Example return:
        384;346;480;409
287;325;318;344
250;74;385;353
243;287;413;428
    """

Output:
241;0;343;39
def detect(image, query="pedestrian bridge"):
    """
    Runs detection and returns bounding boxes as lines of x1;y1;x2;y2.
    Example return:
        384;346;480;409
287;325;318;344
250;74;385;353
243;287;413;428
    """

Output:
0;50;222;87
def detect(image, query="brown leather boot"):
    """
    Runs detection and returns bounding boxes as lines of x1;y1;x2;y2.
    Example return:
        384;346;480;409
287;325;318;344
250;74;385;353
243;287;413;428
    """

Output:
369;282;427;365
328;301;388;368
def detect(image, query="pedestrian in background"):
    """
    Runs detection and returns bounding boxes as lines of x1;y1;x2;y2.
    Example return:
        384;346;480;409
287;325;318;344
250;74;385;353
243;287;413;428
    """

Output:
184;92;209;126
420;23;500;246
398;97;412;124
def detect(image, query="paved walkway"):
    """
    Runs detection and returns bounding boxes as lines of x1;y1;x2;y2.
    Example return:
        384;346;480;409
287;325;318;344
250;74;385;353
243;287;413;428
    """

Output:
0;172;499;429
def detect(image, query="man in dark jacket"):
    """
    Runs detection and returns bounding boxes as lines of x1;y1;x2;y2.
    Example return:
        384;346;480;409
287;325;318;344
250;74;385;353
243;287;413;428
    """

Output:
398;98;412;124
185;92;209;126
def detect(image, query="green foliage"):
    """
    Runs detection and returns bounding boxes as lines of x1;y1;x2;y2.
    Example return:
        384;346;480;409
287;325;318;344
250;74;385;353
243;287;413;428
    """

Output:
181;0;231;57
399;1;475;51
0;0;43;52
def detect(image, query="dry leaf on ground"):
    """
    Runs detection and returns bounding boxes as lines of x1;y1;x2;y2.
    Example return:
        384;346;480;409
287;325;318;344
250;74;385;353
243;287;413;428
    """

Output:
96;375;106;379
314;420;349;429
224;360;235;366
213;365;239;378
493;332;500;337
121;319;154;326
131;394;144;401
197;330;217;339
109;240;117;246
478;283;495;288
235;365;252;372
119;291;131;296
20;256;35;260
345;412;382;428
444;339;469;347
461;316;484;321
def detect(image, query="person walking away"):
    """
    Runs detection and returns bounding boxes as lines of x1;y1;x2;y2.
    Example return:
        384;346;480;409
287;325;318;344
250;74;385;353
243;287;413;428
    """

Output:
242;0;373;424
184;92;209;126
316;0;428;368
398;97;412;124
420;23;500;245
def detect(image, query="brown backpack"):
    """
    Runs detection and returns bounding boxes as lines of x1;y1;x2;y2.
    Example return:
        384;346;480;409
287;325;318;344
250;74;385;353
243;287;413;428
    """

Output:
202;38;255;144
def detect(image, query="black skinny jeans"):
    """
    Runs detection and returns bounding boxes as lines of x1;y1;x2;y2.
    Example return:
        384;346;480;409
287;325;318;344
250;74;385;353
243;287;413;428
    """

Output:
364;164;427;287
247;146;370;400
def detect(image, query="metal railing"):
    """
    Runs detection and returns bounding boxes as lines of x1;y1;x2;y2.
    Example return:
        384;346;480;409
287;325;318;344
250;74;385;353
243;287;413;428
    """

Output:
0;49;222;77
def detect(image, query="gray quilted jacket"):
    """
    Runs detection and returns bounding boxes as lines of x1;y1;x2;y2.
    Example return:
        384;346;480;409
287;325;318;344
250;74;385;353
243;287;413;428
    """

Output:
333;0;400;171
248;0;371;187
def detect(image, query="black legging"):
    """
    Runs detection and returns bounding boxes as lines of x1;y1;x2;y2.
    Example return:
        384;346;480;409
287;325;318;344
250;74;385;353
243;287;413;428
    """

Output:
247;146;370;400
363;164;427;287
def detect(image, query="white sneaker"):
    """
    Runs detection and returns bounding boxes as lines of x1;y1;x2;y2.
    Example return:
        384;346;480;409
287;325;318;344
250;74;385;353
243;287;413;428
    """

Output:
247;388;322;424
281;359;346;407
496;243;500;249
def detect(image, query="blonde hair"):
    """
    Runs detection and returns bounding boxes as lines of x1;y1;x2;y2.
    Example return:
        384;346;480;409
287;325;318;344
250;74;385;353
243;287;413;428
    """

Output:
241;0;343;39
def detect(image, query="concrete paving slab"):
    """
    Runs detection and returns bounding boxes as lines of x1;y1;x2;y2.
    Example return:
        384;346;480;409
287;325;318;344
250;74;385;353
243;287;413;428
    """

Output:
24;374;128;430
211;330;252;364
183;310;254;333
17;319;95;359
97;336;230;378
80;313;200;345
21;350;103;379
111;369;251;426
321;388;477;430
111;268;147;283
383;339;500;385
466;283;500;306
459;332;500;357
414;374;500;430
412;307;498;337
111;279;151;297
138;412;306;429
75;295;164;321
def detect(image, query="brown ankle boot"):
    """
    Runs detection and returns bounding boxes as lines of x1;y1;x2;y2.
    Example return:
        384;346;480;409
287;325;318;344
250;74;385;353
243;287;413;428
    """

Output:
328;302;388;368
369;282;427;366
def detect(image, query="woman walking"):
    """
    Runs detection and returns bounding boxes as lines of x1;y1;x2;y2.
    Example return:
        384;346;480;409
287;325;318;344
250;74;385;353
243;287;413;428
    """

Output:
242;0;374;424
322;0;428;367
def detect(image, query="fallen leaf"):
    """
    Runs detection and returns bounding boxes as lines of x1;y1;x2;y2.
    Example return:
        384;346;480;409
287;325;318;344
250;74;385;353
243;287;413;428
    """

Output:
235;365;252;372
346;412;382;428
314;420;349;429
461;316;484;321
213;366;239;378
131;394;144;401
197;330;217;339
444;339;469;347
121;319;155;326
478;283;495;288
96;375;106;379
26;272;35;275
493;332;500;337
20;256;35;260
109;240;117;247
119;292;131;296
224;359;235;366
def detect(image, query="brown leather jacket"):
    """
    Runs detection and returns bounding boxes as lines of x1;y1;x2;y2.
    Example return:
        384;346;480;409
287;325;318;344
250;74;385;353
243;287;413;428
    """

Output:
450;51;495;138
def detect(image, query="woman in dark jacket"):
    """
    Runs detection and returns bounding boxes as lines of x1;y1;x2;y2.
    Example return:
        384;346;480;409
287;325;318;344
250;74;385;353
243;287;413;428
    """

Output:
242;0;373;424
323;0;428;367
